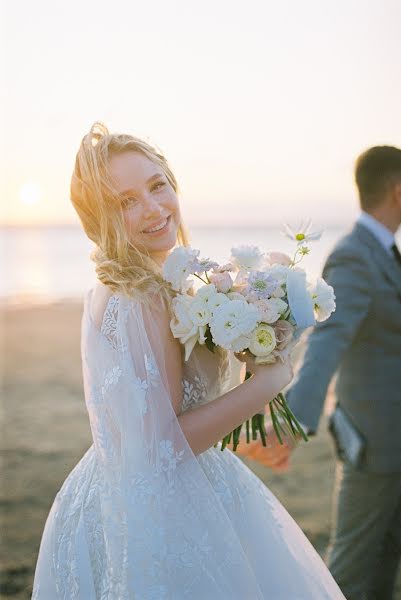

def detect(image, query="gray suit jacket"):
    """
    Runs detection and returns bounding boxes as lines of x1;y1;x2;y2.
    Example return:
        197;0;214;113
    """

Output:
287;222;401;472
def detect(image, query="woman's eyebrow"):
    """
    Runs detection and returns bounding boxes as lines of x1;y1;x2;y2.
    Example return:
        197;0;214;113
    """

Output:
120;173;164;196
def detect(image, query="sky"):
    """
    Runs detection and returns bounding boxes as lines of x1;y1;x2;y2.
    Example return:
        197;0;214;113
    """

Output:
2;0;401;227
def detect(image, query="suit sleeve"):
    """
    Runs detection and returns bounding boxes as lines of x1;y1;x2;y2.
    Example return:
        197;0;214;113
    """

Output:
286;246;373;433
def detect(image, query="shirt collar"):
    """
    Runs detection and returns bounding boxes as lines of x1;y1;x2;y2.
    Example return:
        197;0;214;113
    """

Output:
357;211;395;254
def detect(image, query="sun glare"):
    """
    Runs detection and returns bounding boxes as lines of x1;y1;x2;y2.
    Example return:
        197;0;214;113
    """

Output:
19;182;42;206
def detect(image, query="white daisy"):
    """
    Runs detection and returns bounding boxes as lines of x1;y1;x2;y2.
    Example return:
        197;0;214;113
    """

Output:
282;219;323;245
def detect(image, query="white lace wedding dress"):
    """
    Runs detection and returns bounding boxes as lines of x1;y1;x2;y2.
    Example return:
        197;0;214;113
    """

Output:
32;283;345;599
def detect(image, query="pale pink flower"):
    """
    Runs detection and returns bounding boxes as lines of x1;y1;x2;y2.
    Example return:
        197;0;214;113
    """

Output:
209;271;233;293
253;298;288;324
265;251;292;267
214;262;235;273
274;320;295;350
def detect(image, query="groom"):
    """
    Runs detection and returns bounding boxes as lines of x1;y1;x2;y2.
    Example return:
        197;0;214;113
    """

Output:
261;146;401;599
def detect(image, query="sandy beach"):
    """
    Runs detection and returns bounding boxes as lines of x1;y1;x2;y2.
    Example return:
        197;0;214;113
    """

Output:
1;301;400;599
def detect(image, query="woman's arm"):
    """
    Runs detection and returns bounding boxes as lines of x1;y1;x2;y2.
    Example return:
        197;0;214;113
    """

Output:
145;297;293;456
178;361;292;455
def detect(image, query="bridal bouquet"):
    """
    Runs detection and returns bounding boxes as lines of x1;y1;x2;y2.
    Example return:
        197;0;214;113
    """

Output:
163;220;336;451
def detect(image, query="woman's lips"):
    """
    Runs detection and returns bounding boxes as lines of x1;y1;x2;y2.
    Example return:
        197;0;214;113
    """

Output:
141;215;171;235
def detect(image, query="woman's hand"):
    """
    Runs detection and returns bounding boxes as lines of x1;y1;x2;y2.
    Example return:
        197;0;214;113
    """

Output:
234;350;294;390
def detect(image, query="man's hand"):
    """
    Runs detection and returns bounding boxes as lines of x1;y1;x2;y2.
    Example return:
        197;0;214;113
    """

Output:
234;421;300;472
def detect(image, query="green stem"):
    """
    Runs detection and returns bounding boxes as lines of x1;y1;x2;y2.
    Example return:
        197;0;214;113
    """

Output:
258;414;267;446
233;424;243;451
252;415;258;440
269;401;283;444
193;273;209;285
277;393;309;441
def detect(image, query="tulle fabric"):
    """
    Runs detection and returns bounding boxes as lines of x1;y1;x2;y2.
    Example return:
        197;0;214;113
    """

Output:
32;285;345;599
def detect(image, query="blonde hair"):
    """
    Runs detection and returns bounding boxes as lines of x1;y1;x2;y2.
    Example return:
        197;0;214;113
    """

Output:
70;122;189;302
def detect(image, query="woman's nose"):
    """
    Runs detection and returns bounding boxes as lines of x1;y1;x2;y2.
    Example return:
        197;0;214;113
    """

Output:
142;195;161;218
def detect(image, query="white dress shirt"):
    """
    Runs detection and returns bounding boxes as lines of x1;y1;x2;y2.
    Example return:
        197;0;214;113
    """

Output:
357;211;395;255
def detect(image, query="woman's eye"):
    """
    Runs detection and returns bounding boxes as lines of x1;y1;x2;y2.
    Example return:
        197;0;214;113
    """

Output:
152;181;166;192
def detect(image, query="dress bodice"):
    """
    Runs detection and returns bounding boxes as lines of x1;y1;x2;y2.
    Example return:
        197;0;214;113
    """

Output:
98;291;235;414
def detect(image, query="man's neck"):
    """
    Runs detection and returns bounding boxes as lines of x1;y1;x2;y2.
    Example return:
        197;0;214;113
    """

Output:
365;209;400;234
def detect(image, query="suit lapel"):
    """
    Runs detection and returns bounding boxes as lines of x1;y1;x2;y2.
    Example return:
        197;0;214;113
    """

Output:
354;222;401;297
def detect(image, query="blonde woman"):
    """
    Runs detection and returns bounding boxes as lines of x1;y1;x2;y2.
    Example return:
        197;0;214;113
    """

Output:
32;123;345;599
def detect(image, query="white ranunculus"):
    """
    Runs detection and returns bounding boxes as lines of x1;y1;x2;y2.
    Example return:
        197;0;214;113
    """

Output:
163;246;200;292
170;295;206;361
310;278;336;322
210;299;259;351
230;245;264;271
248;324;277;357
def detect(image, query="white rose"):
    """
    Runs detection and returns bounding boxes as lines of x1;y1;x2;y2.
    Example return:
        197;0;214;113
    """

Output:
310;278;336;322
230;245;264;270
170;295;206;361
210;299;259;351
163;246;199;292
248;324;277;358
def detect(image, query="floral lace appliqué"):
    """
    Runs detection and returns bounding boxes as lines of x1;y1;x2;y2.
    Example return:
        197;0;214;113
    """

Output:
100;294;130;353
100;295;120;349
159;439;185;472
101;365;122;398
181;375;208;412
145;354;159;385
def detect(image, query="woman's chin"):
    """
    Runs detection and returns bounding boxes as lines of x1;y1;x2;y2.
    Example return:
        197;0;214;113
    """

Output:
148;235;178;262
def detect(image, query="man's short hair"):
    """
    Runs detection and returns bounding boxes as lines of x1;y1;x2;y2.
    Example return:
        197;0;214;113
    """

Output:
355;145;401;210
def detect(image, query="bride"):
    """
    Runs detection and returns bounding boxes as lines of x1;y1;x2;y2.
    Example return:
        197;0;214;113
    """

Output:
32;122;345;599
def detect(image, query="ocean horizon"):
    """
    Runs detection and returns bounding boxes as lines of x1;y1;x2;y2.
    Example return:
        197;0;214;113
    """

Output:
2;223;399;304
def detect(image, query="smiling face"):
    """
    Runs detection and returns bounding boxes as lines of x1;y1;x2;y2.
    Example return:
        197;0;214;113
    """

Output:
109;151;181;263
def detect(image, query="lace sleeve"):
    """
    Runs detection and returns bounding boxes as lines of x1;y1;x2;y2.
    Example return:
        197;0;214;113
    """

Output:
80;288;266;598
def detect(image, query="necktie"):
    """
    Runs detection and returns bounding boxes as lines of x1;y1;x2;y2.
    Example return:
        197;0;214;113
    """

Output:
391;243;401;267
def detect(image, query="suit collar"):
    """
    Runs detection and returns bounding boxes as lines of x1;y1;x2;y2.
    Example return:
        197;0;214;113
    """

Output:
353;222;401;296
357;211;395;253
